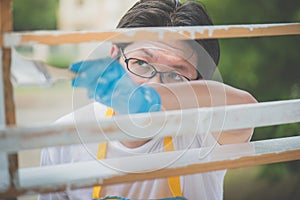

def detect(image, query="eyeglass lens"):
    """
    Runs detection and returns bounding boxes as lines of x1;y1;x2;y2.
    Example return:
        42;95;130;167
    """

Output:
127;58;189;83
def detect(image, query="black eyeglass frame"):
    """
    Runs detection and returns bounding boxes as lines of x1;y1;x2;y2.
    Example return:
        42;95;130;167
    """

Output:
119;48;202;83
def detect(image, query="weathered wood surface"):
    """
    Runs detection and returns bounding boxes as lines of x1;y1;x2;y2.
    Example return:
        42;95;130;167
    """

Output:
0;1;18;198
0;99;299;153
1;23;300;47
0;136;299;197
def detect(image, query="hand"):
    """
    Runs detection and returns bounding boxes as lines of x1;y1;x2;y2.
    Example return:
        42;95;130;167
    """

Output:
69;57;161;114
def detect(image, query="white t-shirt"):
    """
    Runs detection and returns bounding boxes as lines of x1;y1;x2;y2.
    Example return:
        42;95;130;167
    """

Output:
39;102;226;200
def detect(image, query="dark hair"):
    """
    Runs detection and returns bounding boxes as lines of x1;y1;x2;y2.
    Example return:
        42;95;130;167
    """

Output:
116;0;220;68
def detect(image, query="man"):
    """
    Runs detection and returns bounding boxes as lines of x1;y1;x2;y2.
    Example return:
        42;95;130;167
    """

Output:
40;0;257;199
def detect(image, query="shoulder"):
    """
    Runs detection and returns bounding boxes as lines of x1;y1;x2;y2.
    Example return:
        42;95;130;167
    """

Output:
172;131;219;149
55;102;108;125
41;102;108;166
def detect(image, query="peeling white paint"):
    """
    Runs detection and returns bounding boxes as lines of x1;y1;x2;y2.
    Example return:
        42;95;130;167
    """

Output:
158;30;164;40
0;99;300;153
4;23;299;47
123;29;136;37
19;159;123;188
16;136;300;195
189;29;196;39
207;25;230;37
4;33;21;47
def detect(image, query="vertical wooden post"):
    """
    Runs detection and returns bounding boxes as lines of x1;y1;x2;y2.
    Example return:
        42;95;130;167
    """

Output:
0;0;18;198
1;0;15;125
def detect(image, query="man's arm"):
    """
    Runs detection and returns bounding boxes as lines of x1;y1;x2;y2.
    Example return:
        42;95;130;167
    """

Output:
152;80;258;144
70;59;257;144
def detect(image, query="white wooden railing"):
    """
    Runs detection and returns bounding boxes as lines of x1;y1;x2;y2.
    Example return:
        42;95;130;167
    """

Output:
0;0;300;198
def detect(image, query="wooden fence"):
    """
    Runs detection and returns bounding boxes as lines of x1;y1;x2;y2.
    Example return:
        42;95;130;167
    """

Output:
0;0;300;198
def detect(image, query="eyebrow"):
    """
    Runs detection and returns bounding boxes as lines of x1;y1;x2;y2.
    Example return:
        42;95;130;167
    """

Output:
138;48;156;59
140;49;189;69
172;65;190;72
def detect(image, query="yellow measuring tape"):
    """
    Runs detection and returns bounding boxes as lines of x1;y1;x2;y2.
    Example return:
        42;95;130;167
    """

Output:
92;108;182;198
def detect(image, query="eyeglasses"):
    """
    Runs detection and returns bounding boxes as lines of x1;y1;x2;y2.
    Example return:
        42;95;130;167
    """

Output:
120;48;201;83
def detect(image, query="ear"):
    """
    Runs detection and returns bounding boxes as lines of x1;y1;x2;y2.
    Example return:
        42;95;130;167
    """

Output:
110;45;119;58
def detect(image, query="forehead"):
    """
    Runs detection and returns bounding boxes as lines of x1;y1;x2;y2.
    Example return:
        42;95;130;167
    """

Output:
124;41;196;62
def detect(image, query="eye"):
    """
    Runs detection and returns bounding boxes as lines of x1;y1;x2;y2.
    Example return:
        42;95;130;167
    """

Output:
133;59;150;68
166;72;186;82
128;59;154;77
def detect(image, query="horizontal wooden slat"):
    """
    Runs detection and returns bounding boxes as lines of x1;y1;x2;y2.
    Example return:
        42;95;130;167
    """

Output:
1;23;300;47
0;99;300;153
0;136;299;197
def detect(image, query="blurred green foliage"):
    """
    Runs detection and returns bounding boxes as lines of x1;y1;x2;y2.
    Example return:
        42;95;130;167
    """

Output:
202;0;300;181
201;0;300;140
47;45;78;68
13;0;59;31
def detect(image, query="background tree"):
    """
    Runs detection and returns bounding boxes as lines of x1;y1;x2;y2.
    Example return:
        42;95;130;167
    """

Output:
13;0;58;31
202;0;300;184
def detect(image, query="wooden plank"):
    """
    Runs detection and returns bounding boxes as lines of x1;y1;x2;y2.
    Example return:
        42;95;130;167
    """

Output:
0;50;5;124
1;48;15;125
0;1;19;198
1;23;300;47
0;99;299;153
0;3;9;196
0;0;15;125
0;136;299;197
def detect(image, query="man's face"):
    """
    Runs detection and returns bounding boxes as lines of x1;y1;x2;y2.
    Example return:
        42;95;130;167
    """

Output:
117;41;200;85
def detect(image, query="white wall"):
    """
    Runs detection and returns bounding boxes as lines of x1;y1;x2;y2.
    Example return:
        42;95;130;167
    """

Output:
58;0;137;30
